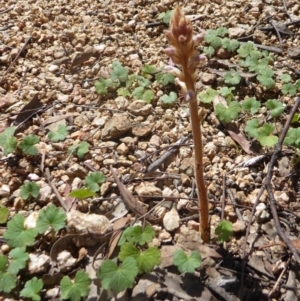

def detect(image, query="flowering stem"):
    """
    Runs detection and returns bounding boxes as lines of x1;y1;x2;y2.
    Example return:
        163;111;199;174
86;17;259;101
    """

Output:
164;6;210;242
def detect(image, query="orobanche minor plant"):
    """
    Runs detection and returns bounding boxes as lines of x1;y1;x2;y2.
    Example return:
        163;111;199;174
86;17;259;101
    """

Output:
164;7;209;242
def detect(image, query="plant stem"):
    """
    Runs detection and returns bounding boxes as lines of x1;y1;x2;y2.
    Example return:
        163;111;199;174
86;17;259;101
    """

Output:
183;69;209;242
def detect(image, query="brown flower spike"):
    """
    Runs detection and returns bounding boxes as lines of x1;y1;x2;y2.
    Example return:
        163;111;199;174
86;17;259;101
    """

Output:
165;7;210;242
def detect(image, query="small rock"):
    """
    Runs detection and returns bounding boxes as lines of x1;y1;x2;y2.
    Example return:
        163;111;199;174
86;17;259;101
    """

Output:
204;141;217;160
48;64;59;72
128;100;152;116
135;182;162;198
92;116;108;127
181;173;191;186
100;182;111;196
201;72;217;84
228;27;246;38
66;163;88;179
288;46;300;59
0;184;10;197
163;207;180;231
38;185;52;203
159;229;172;242
27;173;40;181
24;211;39;229
132;122;153;137
57;250;77;271
117;143;129;155
117;159;132;167
28;253;50;274
101;114;132;140
253;29;267;44
232;220;246;233
67;210;112;234
114;96;129;110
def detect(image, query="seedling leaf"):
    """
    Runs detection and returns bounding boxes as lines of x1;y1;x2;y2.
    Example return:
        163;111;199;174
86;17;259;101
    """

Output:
203;46;215;57
280;74;291;83
216;27;228;37
0;271;17;293
118;243;140;261
257;68;275;89
198;88;218;104
0;206;9;224
245;119;260;138
19;135;39;155
98;257;138;293
142;64;157;74
282;83;297;96
85;172;106;192
265;99;284;118
36;204;66;234
0;255;8;271
7;247;29;274
173;250;202;273
157;10;173;24
111;61;128;83
224;70;241;85
215;101;241;123
155;73;175;85
159;91;177;106
69;188;96;200
0;127;17;155
48;124;69;142
221;38;239;52
20;277;43;301
242;97;261;114
3;214;38;248
136;246;160;273
60;271;91;301
68;141;90;158
95;78;109;95
118;225;155;246
132;87;154;102
256;124;278;147
20;182;40;200
237;42;257;58
284;128;300;146
215;220;233;243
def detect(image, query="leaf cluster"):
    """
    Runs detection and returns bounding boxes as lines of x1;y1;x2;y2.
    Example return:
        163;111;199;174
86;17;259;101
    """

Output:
95;61;175;103
98;225;160;294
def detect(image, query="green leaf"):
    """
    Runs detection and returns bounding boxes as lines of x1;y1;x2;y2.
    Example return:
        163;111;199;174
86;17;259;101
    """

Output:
215;101;241;123
69;188;96;200
85;172;106;192
198;88;218;104
48;124;69;142
159;92;177;106
95;78;109;95
215;220;233;243
219;86;235;97
19;135;39;155
0;271;17;293
173;250;202;273
284;128;300;146
256;124;278;147
19;181;39;200
157;10;173;24
0;127;17;155
245;119;260;138
257;68;275;89
3;214;38;248
237;42;257;58
136;246;160;273
295;79;300;91
282;83;297;96
280;74;291;83
60;271;91;301
137;76;151;88
117;87;131;97
20;182;40;200
155;73;175;85
203;46;215;57
98;257;138;293
216;27;228;37
68;141;90;158
111;61;128;83
36;204;66;234
221;38;239;52
132;87;154;102
142;65;157;74
118;243;140;261
292;113;300;124
242;97;261;114
224;70;241;85
205;29;222;48
20;277;43;301
118;225;155;246
7;247;29;274
265;99;284;118
0;255;8;271
0;206;9;224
